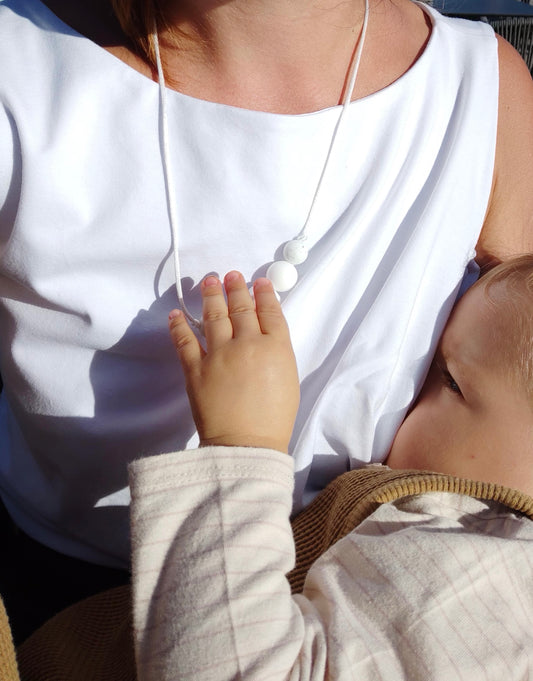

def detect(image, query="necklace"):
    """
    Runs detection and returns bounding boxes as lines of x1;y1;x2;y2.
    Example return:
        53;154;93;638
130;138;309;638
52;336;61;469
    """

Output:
153;2;370;330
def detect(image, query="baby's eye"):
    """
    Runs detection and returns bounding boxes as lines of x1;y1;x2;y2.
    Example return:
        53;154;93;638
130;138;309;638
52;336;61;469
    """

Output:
436;361;462;396
444;371;461;395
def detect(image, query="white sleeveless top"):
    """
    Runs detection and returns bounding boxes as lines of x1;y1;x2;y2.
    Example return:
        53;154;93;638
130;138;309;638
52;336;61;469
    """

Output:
0;0;498;567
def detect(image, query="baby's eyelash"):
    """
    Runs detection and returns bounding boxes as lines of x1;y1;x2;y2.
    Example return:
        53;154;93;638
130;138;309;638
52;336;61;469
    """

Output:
436;362;462;396
444;371;461;394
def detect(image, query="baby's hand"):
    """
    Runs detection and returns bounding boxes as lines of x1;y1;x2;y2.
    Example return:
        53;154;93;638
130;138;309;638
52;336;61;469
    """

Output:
168;271;300;453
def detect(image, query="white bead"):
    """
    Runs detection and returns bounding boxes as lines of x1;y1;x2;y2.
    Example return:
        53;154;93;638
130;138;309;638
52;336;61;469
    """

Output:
283;240;308;265
266;260;298;292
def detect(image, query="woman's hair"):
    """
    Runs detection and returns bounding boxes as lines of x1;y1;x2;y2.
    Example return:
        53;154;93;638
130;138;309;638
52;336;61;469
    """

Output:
110;0;159;67
479;254;533;404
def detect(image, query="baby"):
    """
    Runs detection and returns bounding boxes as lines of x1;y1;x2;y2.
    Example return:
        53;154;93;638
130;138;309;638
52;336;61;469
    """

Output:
130;256;533;681
171;257;533;494
387;255;533;493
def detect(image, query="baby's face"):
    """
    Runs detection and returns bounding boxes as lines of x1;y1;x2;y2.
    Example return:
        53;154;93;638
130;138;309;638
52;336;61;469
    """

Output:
387;281;533;493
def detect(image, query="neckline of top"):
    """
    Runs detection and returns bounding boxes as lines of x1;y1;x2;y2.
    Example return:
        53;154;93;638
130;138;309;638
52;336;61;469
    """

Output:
20;0;438;118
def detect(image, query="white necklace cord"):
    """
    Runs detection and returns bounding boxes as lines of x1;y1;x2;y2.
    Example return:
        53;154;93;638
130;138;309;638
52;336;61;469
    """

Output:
297;0;369;241
153;31;201;329
153;0;369;326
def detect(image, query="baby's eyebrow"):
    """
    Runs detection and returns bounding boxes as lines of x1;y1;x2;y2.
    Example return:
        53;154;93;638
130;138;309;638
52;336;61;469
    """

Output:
440;344;484;402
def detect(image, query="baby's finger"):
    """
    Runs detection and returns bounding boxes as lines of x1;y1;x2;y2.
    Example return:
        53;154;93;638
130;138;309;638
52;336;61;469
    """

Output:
201;276;233;349
253;278;291;337
224;271;261;336
168;309;204;378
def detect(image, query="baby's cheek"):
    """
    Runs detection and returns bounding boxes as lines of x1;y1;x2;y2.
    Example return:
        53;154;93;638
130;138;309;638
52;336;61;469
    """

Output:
387;416;424;468
388;398;446;469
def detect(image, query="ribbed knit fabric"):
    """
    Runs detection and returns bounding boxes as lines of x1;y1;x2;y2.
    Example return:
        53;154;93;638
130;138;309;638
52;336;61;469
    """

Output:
15;587;135;681
2;467;531;680
288;465;533;592
0;596;19;681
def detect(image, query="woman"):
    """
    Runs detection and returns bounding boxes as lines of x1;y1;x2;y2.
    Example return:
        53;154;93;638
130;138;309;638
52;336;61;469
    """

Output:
0;0;532;640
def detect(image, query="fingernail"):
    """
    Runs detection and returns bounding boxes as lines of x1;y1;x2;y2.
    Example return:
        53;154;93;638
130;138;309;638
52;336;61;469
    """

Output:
224;271;241;283
203;275;219;288
254;277;272;289
168;309;182;320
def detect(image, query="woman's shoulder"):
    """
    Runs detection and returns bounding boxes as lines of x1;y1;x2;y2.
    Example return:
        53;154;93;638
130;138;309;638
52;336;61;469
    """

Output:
477;35;533;265
20;0;124;45
14;0;152;82
495;33;533;106
0;0;75;60
423;4;498;64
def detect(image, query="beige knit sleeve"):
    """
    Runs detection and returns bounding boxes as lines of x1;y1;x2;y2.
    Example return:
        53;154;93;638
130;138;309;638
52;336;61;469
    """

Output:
129;447;315;681
129;450;533;681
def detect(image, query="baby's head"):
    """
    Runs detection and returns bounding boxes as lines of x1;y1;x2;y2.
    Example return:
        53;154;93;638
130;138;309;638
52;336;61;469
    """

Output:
387;255;533;495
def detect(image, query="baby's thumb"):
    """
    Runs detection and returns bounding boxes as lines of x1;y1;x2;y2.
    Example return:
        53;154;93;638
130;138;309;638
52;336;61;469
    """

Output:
168;310;203;378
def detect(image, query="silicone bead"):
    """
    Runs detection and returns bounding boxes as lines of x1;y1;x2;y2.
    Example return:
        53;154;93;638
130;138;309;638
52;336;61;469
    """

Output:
266;260;298;292
283;240;308;265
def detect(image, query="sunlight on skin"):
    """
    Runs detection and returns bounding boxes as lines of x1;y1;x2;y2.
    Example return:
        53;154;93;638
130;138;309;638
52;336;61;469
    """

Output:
387;280;533;496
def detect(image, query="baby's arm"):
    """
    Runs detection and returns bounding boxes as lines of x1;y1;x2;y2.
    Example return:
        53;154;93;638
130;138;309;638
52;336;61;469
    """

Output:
168;271;300;453
132;273;526;681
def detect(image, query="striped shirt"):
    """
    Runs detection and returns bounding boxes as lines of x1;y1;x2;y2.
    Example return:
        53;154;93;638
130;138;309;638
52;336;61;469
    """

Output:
130;447;533;681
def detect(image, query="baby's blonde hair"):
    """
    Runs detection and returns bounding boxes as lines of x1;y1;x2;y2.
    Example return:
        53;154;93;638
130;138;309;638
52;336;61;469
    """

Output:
479;254;533;403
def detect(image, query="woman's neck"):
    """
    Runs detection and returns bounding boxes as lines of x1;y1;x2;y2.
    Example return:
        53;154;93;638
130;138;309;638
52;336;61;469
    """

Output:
41;0;432;114
157;0;369;112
